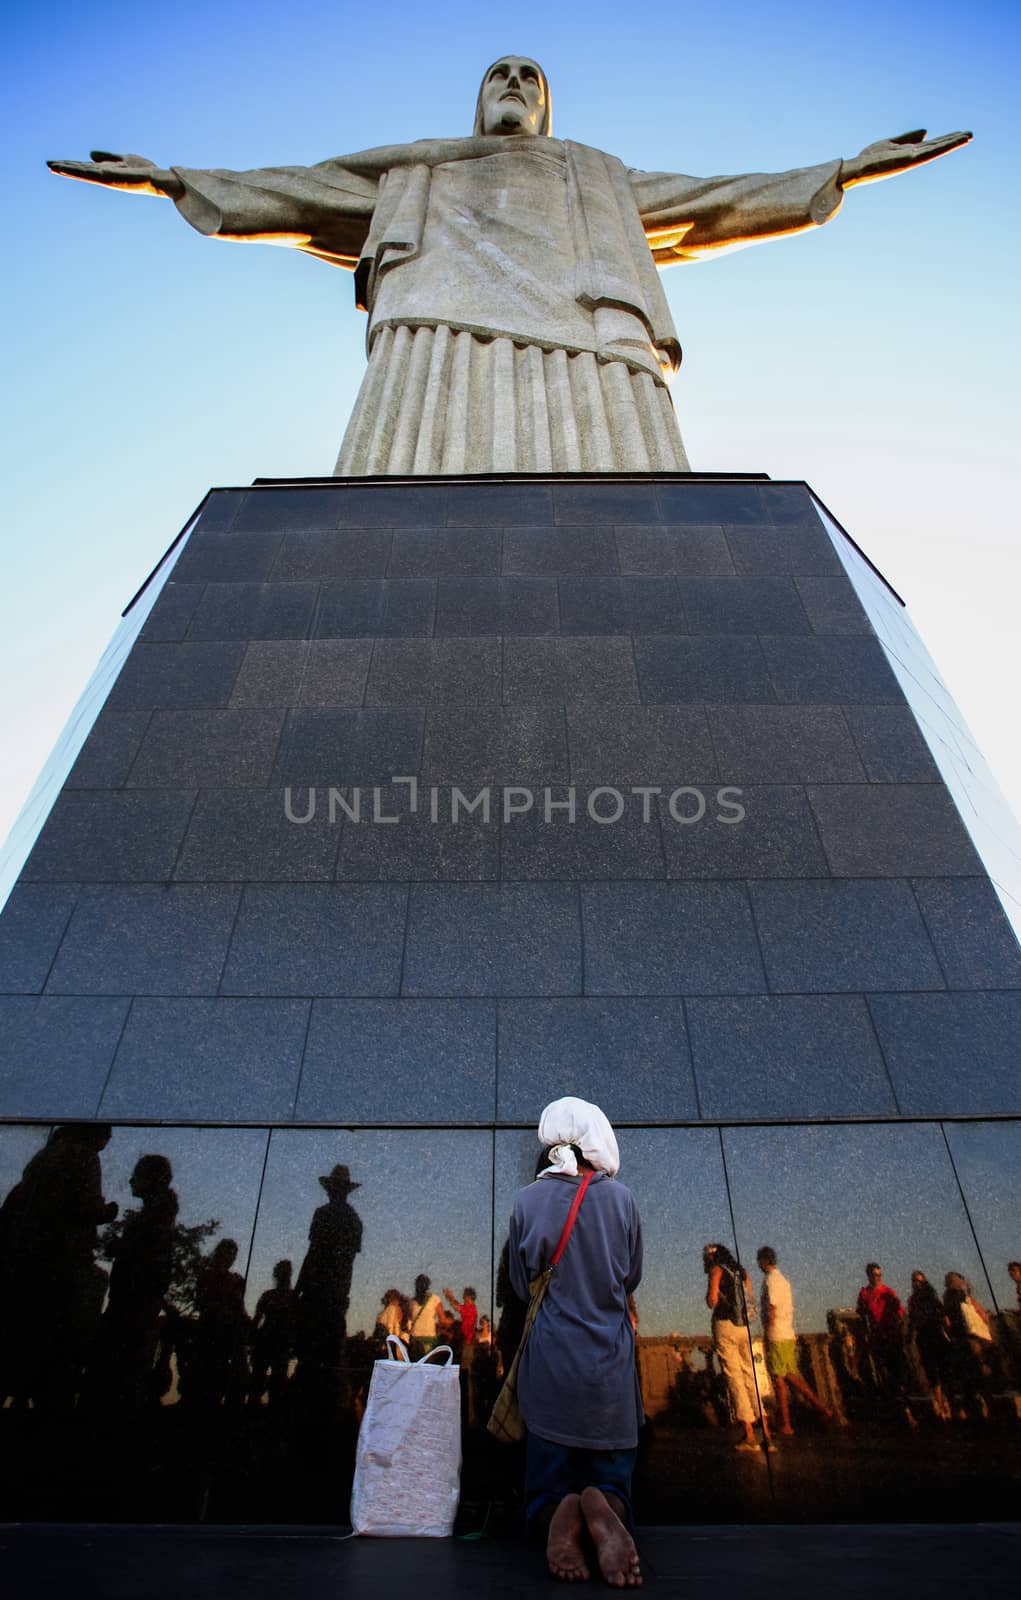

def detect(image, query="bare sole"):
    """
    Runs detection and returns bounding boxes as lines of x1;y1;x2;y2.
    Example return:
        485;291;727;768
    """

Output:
580;1486;642;1588
547;1492;590;1582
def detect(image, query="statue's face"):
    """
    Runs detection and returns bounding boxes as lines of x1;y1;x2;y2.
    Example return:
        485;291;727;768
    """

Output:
479;57;547;136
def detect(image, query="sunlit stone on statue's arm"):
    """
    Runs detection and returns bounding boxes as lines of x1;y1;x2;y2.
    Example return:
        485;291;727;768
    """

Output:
630;159;845;264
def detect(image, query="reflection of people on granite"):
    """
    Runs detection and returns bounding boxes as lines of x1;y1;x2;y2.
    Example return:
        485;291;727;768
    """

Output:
445;1284;478;1425
704;1242;773;1454
189;1237;248;1410
294;1164;363;1404
756;1246;832;1436
374;1287;410;1352
0;1123;117;1410
509;1096;643;1588
907;1270;952;1422
856;1262;916;1427
248;1258;295;1408
408;1273;444;1359
943;1271;996;1420
90;1153;178;1410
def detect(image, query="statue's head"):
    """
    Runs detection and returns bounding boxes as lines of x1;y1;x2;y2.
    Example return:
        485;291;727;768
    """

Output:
474;55;551;138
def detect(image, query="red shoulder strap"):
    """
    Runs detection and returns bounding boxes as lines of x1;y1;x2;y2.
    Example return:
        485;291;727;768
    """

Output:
550;1169;594;1268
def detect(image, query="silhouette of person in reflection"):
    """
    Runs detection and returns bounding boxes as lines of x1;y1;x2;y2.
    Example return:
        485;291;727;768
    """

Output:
294;1164;363;1405
943;1270;997;1420
375;1287;411;1352
408;1273;444;1359
855;1262;916;1428
0;1123;117;1410
190;1237;248;1410
907;1269;952;1422
248;1258;295;1408
756;1246;833;1436
703;1242;773;1453
90;1153;178;1410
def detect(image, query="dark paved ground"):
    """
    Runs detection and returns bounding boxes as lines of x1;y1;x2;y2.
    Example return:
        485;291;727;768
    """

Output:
2;1522;1018;1599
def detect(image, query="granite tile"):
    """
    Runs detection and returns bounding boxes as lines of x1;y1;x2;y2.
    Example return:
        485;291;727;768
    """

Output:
868;991;1021;1114
761;483;821;528
221;884;407;995
0;995;130;1117
127;709;284;788
724;522;842;576
554;483;660;523
105;642;245;710
403;883;582;995
174;788;341;881
0;885;79;993
660;786;830;879
193;488;245;531
46;885;240;996
808;785;983;876
503;638;639;702
763;637;905;703
315;579;435;638
100;997;308;1118
615;525;733;576
336;787;499;880
679;576;812;635
185;582;317;641
65;710;153;789
234;487;339;531
567;704;717;784
795;575;873;635
635;636;775;702
497;998;696;1120
366;640;502;706
582;882;766;995
844;705;940;782
707;706;865;782
389;526;501;577
138;582;206;642
446;482;553;525
272;708;423;785
658;482;767;525
336;483;448;526
557;577;683;634
228;641;306;707
912;878;1021;990
501;794;665;880
435;578;558;636
22;791;196;883
272;528;391;579
422;706;568;785
503;526;618;576
298;999;497;1120
299;641;373;706
172;532;282;582
750;879;945;992
688;994;896;1117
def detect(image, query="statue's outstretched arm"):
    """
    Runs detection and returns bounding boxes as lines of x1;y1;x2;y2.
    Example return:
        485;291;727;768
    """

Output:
47;152;184;198
840;128;971;188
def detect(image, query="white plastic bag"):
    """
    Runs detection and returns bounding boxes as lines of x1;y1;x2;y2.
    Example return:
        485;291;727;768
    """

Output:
350;1335;462;1537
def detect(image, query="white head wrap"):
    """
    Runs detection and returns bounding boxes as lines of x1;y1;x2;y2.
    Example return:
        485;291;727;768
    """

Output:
536;1096;620;1179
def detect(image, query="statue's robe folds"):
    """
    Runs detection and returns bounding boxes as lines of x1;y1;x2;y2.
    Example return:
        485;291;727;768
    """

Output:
172;135;844;474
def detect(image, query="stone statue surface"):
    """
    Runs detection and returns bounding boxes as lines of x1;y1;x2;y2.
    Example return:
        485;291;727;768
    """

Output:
49;56;969;476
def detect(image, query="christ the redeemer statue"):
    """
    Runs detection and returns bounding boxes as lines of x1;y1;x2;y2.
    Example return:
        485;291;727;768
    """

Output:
50;56;969;476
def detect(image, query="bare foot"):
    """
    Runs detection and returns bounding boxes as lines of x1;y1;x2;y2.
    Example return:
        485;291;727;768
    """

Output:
580;1486;642;1588
547;1493;590;1582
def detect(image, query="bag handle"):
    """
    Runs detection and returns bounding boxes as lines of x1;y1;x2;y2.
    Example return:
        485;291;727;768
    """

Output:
417;1344;454;1366
549;1169;593;1271
385;1334;411;1362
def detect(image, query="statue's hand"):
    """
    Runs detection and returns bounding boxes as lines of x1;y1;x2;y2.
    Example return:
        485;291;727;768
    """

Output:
841;129;972;188
47;151;182;197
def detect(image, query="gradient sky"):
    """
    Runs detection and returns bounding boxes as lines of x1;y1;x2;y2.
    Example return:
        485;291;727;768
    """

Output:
2;0;1019;872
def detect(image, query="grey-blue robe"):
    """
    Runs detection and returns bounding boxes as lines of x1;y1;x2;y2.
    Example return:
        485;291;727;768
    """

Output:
508;1171;643;1450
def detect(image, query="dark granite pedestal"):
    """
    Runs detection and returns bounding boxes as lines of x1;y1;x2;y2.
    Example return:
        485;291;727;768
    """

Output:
0;474;1018;1528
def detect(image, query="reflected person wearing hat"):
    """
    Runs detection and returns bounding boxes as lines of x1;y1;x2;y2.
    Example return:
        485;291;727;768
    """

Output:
294;1165;363;1405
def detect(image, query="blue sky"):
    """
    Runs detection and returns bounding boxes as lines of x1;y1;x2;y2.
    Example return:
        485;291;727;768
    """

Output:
2;0;1019;859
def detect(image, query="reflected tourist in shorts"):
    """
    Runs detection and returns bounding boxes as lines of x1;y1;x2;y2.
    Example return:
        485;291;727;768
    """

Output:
856;1263;916;1427
0;1123;117;1410
91;1153;178;1410
907;1270;952;1421
408;1274;443;1358
294;1164;363;1407
248;1258;294;1408
756;1247;832;1436
190;1237;248;1410
704;1243;773;1453
943;1271;995;1420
